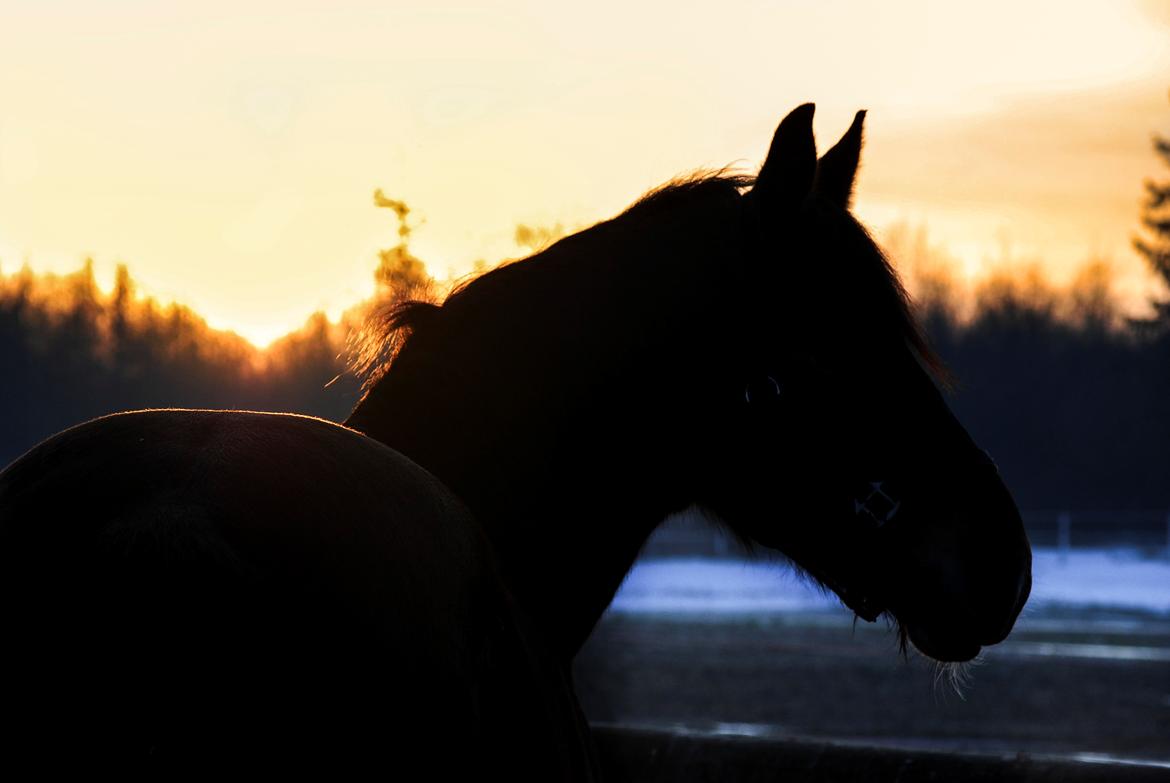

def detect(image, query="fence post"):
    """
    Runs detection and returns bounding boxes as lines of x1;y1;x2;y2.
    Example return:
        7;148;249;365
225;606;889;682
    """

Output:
1057;512;1071;564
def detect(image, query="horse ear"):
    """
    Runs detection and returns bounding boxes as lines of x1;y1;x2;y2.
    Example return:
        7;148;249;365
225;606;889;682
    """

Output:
751;103;817;214
815;110;866;208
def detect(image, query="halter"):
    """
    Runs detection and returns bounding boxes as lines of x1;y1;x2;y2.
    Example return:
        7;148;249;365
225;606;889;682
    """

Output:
839;488;896;622
854;481;901;527
741;370;891;619
743;375;783;405
840;453;1001;622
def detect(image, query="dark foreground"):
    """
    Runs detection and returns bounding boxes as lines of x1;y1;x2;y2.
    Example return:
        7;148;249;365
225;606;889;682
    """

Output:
590;725;1170;782
574;611;1170;770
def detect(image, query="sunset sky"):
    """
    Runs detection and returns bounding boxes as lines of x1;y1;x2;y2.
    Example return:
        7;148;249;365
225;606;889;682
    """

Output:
1;1;1168;345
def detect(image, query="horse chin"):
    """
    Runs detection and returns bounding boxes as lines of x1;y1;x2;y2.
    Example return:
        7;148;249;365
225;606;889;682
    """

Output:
905;623;982;663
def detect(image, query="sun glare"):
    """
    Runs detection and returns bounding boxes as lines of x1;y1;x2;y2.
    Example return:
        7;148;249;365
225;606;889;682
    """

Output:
0;1;1166;340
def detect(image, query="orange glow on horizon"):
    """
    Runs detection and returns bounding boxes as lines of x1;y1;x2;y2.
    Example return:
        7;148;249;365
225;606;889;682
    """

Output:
0;1;1167;344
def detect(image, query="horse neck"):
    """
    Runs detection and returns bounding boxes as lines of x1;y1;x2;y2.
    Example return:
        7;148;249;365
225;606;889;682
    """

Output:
348;197;741;658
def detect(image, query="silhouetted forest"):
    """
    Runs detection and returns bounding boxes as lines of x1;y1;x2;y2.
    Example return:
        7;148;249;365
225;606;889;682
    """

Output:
888;223;1169;512
0;192;431;471
914;113;1170;514
2;188;1168;513
0;259;360;458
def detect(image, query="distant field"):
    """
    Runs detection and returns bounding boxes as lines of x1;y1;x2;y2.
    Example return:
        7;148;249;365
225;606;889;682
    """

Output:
574;553;1170;766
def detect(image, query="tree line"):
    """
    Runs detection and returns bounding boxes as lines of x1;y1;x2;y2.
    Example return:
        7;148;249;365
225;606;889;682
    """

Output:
2;120;1169;513
892;239;1169;512
0;259;361;463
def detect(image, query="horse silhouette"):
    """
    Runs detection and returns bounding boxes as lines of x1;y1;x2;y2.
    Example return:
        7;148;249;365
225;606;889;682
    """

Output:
0;104;1030;777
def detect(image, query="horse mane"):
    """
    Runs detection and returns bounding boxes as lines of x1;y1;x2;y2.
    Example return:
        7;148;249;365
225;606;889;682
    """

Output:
350;169;949;392
851;220;952;388
872;234;952;387
350;170;753;389
349;299;443;388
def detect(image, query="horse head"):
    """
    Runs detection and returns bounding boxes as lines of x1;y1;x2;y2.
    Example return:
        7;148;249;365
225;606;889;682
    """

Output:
696;104;1031;663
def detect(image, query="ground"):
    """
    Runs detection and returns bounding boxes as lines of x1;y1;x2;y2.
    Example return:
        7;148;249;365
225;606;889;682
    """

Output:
574;550;1170;767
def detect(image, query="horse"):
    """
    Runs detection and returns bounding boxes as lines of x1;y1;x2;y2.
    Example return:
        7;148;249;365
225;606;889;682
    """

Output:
0;104;1031;777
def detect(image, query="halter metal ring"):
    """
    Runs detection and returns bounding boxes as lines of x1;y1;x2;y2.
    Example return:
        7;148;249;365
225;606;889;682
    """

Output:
744;375;782;405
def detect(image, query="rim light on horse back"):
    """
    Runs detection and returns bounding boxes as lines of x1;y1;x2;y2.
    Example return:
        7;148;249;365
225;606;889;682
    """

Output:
0;105;1031;774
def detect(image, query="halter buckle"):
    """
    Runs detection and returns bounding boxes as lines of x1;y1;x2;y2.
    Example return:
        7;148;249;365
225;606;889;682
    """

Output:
854;481;900;527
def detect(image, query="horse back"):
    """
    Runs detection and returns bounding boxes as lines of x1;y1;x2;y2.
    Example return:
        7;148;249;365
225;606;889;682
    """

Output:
0;408;489;646
0;410;593;775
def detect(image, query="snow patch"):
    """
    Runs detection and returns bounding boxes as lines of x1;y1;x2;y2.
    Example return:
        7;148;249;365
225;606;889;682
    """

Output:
610;548;1170;618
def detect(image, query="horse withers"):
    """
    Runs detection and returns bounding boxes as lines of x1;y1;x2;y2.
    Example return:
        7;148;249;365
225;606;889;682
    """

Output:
0;104;1030;777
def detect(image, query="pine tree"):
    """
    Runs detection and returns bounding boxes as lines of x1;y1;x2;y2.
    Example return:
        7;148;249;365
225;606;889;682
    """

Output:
371;189;430;299
1134;94;1170;335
